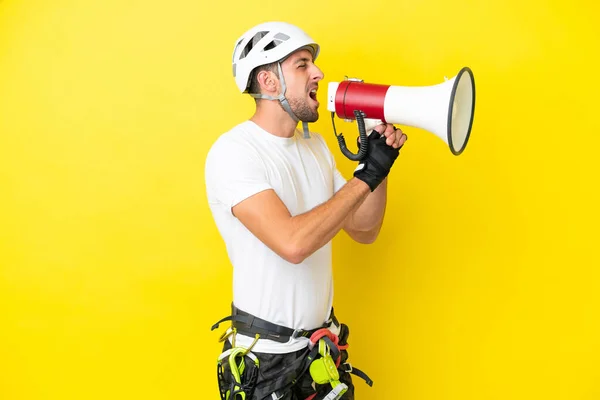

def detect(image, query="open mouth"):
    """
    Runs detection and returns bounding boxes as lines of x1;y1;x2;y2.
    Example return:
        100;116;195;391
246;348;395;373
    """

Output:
309;89;318;103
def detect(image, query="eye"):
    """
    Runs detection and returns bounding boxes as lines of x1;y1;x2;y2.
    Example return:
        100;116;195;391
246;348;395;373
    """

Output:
298;64;307;68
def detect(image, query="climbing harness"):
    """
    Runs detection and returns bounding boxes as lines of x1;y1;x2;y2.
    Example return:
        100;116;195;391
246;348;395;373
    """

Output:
212;304;373;399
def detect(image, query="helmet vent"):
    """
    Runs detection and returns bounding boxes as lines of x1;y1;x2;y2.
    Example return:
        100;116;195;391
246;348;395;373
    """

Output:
274;33;290;41
264;40;281;51
232;39;243;62
239;31;268;60
262;32;291;51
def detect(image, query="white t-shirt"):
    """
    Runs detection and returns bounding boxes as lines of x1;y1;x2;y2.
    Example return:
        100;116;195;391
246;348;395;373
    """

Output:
204;120;347;354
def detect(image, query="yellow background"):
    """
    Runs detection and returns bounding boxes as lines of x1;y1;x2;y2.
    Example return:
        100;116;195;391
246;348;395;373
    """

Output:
1;0;599;399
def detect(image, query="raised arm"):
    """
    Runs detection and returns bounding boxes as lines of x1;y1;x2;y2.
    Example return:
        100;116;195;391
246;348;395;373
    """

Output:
232;178;370;264
231;126;403;264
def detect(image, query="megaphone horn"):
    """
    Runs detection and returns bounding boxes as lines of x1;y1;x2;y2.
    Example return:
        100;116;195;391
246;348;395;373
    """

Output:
326;67;476;158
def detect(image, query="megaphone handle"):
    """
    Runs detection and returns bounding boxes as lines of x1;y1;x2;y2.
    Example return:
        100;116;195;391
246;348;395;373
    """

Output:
331;111;369;161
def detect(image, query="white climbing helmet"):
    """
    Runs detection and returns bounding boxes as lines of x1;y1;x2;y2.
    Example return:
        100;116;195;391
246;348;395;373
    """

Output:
232;21;320;93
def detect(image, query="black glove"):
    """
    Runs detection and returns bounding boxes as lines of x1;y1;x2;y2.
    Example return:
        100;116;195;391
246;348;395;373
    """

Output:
353;130;401;191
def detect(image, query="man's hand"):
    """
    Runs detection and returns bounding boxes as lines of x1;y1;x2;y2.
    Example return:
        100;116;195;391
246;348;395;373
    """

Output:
360;123;407;149
353;124;407;192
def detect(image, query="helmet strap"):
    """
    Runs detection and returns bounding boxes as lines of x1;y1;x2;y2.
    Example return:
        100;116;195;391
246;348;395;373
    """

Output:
249;63;311;139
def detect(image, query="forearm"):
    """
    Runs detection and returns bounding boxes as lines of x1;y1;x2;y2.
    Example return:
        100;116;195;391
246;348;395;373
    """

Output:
349;178;388;233
287;178;370;262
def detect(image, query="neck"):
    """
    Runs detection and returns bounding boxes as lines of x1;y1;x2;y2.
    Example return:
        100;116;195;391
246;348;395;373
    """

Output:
250;100;298;138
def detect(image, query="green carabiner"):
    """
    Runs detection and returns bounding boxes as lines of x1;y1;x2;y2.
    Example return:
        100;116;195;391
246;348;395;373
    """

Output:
224;334;261;400
228;347;248;399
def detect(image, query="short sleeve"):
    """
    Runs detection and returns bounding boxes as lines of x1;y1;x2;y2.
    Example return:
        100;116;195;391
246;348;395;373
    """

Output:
205;136;272;213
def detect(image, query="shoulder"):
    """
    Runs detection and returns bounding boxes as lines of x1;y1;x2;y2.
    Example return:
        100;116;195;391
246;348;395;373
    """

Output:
206;121;262;164
207;121;252;152
205;121;271;182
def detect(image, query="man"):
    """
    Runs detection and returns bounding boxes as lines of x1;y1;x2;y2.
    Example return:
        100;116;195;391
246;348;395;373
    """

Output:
205;21;407;399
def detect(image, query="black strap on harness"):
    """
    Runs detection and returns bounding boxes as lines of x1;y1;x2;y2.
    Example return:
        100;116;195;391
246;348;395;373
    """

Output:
341;362;373;387
211;304;339;343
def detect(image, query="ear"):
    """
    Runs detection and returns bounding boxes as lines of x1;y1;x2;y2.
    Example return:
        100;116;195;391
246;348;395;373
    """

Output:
256;70;279;95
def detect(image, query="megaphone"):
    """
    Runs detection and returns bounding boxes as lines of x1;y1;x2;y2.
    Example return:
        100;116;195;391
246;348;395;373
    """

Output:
326;67;476;159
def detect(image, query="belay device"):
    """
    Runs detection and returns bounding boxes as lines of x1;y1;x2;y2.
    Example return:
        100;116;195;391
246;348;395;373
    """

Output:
303;328;373;400
308;331;349;400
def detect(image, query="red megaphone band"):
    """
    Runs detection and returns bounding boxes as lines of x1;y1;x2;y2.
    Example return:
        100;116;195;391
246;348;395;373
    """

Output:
334;81;390;121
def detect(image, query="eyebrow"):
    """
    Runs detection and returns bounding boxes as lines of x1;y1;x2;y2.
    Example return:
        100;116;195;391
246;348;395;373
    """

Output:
294;57;312;64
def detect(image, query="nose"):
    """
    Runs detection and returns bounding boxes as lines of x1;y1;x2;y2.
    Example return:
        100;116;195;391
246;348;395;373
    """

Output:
312;64;324;81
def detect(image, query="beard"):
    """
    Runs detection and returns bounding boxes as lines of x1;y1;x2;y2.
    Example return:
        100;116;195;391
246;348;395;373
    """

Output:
284;95;319;122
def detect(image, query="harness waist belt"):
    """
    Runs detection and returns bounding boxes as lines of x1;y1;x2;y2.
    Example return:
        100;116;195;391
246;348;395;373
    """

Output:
211;304;339;344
